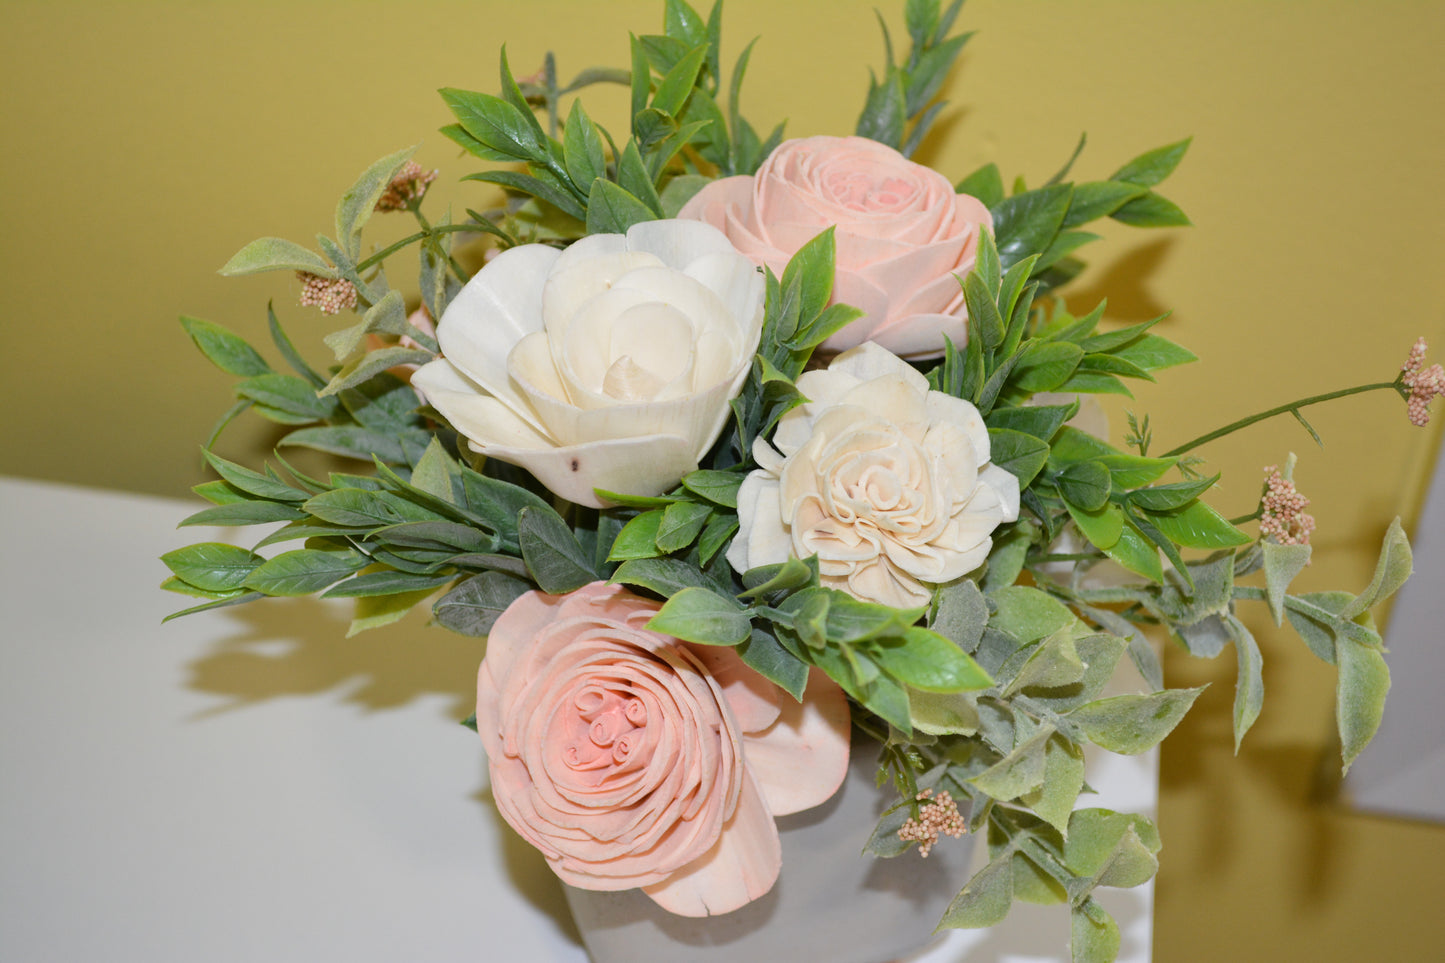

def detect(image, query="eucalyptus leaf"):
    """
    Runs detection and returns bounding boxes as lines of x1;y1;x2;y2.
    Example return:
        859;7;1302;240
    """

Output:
1262;540;1312;625
939;855;1014;929
335;145;417;259
1338;517;1412;619
1223;613;1264;751
219;237;334;277
931;578;989;653
1337;635;1391;773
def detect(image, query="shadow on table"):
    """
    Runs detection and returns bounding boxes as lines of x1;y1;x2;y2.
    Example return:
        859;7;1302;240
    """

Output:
181;595;482;721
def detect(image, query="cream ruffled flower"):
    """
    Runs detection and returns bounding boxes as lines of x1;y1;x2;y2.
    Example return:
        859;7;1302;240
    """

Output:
729;343;1020;608
412;220;764;508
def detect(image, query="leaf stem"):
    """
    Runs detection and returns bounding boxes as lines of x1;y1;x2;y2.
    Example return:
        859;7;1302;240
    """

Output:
407;203;471;283
1161;381;1404;457
355;224;492;274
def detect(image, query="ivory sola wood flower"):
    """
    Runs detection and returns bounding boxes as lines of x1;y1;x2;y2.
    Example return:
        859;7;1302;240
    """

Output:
412;220;764;507
729;343;1020;608
475;582;851;916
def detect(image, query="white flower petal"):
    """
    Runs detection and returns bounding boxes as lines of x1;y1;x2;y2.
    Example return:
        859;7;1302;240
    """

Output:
979;462;1022;521
478;433;699;509
625;218;741;271
684;251;766;334
826;341;930;393
436;244;560;429
412;359;553;447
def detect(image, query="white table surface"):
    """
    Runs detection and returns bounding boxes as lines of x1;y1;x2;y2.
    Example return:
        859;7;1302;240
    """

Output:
0;476;1154;961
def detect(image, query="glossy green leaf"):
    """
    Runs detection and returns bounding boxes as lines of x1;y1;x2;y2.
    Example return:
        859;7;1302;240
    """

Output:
1109;137;1191;188
611;556;719;598
956;162;1004;208
243;546;366;596
873;627;992;692
738;625;810;700
1144;500;1251;549
987;428;1050;488
1010;340;1083;392
1057;461;1111;512
586;178;657;234
608;510;666;560
655;500;711;553
1111;191;1190;228
161;542;264;592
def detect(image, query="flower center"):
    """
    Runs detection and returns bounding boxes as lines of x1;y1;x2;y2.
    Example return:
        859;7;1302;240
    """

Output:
564;685;649;770
821;170;917;212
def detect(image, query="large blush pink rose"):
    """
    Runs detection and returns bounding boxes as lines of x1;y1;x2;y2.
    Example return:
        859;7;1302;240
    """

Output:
476;581;851;917
680;135;993;358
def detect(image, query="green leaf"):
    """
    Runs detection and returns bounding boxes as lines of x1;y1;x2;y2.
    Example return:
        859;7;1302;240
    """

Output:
517;505;598;594
319;347;432;398
647;586;752;645
201;450;308;502
280;425;429;465
856;70;906;148
1068;687;1204;754
873;627;992;692
180;500;307;527
681;470;742;508
1072;898;1122;963
180;316;271;376
323;569;454;599
659;173;712;217
438;87;543;162
1062;181;1148;229
696;512;738;566
985;403;1075;442
738;625;810;700
586;178;657;234
431;571;533;636
957;162;1004;208
1222;613;1264;752
1063;809;1162;887
650;43;706;117
304;488;437;528
970;724;1053;800
219;237;334;277
608;510;666;561
611;556;719;598
1102;516;1164;582
1262;540;1312;625
738;556;817;599
1127;474;1219;512
1338;517;1412;619
1111;191;1190;228
1021;736;1087;835
655;501;711;553
1110;137;1191;188
1144;500;1251;549
161;591;265;623
1096;453;1177;488
563;100;607;195
616;139;665;215
243;546;366;596
161;542;264;592
1284;591;1375;662
1003;627;1086;695
335;145;417;259
235;373;334;421
989;585;1076;646
987;429;1050;488
931;578;989;652
1057;461;1111;512
1011;340;1084;392
940;855;1014;929
992;183;1072;270
1337;636;1391;773
371;520;494;555
465;169;586;222
1065;500;1125;551
1113;333;1197;371
818;591;925;643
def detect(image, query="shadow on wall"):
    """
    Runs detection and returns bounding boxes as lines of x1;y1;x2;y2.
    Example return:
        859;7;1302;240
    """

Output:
1065;238;1177;323
182;594;483;722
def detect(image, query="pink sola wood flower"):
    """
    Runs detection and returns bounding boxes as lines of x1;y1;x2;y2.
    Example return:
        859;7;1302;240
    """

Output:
1401;337;1445;427
475;582;851;917
1259;464;1315;546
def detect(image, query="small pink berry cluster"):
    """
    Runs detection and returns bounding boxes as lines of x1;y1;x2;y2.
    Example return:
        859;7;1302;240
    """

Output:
897;788;966;858
1401;337;1445;427
1259;466;1315;546
296;272;358;315
374;161;438;213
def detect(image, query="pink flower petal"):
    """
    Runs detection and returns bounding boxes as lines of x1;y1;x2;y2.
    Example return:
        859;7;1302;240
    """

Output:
641;769;782;917
740;669;852;816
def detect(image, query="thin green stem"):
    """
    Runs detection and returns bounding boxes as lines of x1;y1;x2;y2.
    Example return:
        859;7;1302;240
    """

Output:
1161;381;1404;457
408;204;470;283
1229;510;1261;526
1034;551;1107;563
354;224;492;274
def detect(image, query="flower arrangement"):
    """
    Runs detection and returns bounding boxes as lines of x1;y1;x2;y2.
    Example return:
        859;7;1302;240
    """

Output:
160;1;1438;960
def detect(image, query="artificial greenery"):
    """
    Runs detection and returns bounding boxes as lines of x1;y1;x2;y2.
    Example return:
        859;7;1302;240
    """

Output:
163;3;1418;961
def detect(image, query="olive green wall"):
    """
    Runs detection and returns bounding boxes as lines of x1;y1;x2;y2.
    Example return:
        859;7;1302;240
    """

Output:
3;1;1443;958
